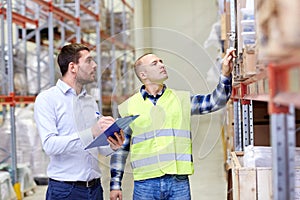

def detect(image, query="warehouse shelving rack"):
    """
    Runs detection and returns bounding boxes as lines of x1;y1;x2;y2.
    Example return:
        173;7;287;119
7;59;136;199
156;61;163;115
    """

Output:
222;0;300;199
230;62;299;199
0;0;135;198
1;0;135;105
0;1;37;197
268;59;299;200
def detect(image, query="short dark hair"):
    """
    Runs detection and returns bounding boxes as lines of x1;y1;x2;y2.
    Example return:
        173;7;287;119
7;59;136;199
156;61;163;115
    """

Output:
57;43;90;76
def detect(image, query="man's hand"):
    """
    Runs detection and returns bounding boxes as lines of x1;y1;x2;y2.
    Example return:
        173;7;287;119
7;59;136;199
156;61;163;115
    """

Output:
107;129;125;150
91;116;125;150
222;48;237;77
110;189;122;200
92;116;115;138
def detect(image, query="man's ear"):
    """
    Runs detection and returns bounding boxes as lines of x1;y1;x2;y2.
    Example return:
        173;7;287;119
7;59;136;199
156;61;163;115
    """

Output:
69;62;76;73
139;71;146;80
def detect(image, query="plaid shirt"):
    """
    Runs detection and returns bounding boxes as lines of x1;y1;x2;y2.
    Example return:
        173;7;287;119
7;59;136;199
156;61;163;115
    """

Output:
110;74;232;190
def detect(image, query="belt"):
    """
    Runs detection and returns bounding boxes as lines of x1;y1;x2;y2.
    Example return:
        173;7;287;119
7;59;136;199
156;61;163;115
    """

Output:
49;178;101;188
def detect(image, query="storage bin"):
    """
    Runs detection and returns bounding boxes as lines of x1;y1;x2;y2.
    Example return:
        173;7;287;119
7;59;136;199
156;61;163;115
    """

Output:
240;8;255;20
241;32;256;45
241;20;255;32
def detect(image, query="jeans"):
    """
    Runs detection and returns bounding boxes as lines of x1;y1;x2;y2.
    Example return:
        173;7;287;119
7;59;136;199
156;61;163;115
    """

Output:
46;178;103;200
133;174;191;200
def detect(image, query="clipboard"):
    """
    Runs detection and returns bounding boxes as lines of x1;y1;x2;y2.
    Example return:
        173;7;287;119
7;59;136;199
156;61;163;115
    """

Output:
84;115;139;149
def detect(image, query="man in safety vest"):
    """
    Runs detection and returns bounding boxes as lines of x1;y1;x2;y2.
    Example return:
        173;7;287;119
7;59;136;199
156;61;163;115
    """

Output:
110;49;236;200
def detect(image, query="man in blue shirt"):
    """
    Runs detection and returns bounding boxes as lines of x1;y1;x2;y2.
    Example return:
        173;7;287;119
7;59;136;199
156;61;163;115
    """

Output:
109;49;236;200
34;43;124;200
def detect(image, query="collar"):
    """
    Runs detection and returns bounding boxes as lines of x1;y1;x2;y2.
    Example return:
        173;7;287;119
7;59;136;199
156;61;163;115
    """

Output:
140;84;166;100
56;79;87;97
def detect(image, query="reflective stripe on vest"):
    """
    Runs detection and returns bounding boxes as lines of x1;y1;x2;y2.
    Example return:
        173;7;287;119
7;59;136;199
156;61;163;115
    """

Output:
131;153;192;169
132;129;191;145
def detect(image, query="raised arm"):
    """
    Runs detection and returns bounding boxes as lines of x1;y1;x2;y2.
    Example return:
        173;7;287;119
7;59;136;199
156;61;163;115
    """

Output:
191;48;236;115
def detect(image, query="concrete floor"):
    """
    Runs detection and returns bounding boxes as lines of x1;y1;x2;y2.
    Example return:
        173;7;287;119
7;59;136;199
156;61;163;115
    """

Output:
24;115;228;200
23;185;47;200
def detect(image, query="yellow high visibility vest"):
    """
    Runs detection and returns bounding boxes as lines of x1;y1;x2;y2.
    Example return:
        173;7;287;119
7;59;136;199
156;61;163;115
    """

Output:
118;88;194;181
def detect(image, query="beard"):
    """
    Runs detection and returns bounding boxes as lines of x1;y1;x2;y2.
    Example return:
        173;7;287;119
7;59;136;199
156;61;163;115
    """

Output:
75;72;96;85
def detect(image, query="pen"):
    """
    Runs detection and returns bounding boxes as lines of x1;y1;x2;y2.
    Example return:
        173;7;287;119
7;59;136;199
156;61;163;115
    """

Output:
95;111;100;119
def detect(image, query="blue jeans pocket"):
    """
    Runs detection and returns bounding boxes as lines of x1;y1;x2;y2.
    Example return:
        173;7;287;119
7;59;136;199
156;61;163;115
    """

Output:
48;180;73;200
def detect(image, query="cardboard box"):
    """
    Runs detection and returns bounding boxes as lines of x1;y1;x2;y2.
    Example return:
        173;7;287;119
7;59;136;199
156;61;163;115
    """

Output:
229;151;298;200
255;0;300;60
242;50;257;77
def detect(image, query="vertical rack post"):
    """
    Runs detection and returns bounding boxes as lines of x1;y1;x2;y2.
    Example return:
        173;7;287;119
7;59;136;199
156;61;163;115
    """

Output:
232;87;243;151
34;3;42;93
96;0;103;112
229;0;236;49
233;99;242;151
0;0;5;94
241;83;252;149
6;0;16;183
269;63;295;200
48;0;55;86
6;0;22;198
20;0;28;95
249;100;254;146
75;0;80;43
109;0;118;118
121;0;128;95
